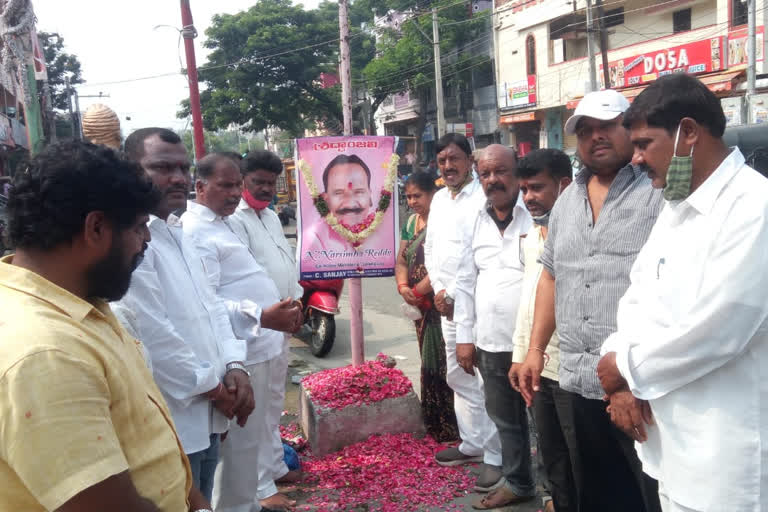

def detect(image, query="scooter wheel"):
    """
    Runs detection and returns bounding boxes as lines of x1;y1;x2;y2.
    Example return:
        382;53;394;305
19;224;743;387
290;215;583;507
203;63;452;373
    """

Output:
309;313;335;357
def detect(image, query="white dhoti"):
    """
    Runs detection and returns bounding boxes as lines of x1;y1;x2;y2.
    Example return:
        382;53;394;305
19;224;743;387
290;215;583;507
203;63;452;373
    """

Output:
213;345;291;511
441;317;502;465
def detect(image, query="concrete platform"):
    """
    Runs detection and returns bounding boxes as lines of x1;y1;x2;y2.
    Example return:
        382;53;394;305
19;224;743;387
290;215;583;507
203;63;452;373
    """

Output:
299;381;425;456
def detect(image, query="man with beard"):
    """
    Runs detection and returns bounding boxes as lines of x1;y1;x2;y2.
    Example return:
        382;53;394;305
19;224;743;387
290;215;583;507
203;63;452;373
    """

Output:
182;153;302;512
598;74;768;511
424;133;503;492
307;154;375;252
229;150;305;501
516;90;663;512
0;141;212;511
115;128;253;503
453;145;535;509
509;149;576;512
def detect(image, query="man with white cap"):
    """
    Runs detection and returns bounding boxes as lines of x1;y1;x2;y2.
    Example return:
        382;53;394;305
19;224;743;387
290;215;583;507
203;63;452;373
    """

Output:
516;89;664;512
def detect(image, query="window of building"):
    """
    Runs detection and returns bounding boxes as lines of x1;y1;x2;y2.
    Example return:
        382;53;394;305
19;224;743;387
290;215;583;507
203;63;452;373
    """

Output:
732;0;748;27
526;34;536;75
673;8;692;33
603;7;624;29
549;13;588;63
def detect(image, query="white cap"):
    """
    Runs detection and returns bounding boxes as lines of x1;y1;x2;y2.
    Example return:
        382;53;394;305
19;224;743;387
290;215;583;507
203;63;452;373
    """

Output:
564;89;630;135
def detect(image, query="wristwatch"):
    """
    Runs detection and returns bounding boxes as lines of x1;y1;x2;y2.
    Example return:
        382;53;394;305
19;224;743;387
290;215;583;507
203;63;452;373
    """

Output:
444;294;454;305
192;509;213;512
226;361;250;376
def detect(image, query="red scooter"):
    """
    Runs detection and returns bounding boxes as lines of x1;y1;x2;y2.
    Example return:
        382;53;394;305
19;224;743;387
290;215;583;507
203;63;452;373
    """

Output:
299;279;344;357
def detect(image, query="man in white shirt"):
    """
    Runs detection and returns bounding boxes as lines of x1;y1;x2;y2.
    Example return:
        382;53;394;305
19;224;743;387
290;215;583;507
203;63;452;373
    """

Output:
454;145;534;508
509;148;576;512
182;153;302;512
115;128;253;503
424;133;502;491
229;150;304;495
597;73;768;511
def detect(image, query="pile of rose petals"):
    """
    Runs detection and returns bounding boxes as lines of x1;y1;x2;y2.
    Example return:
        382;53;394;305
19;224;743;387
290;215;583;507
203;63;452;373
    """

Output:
298;433;474;511
301;357;413;410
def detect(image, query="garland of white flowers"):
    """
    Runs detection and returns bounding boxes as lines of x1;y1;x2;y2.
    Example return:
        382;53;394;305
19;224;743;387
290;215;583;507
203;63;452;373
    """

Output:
298;153;399;247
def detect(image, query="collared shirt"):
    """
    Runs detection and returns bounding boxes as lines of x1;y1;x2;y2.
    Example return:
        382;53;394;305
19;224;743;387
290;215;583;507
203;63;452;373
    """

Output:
454;194;532;352
182;201;284;364
511;225;560;382
114;213;247;455
231;199;303;301
424;177;487;299
0;257;191;511
540;163;663;399
602;149;768;510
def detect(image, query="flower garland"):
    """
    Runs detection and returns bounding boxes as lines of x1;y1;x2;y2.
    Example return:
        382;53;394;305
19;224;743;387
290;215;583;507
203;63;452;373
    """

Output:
298;153;399;247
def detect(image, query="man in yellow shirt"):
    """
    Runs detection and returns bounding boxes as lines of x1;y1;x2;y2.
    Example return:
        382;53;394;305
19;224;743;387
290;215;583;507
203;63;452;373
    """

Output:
0;141;207;511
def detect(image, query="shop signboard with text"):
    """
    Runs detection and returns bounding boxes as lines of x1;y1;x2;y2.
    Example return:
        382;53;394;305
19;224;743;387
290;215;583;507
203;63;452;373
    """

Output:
498;75;537;109
600;37;725;89
727;26;765;68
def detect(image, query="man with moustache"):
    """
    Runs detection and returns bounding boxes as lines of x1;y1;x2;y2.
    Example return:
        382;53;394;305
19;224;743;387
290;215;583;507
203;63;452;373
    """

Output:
308;154;375;252
424;133;503;492
517;89;663;512
229;150;305;501
598;74;768;511
182;152;302;512
116;128;253;503
0;141;213;511
509;149;576;512
453;145;535;509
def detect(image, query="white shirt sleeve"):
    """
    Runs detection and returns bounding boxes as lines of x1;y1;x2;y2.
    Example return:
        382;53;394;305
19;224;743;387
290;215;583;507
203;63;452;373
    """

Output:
424;209;445;294
453;222;479;345
118;256;220;402
609;209;768;400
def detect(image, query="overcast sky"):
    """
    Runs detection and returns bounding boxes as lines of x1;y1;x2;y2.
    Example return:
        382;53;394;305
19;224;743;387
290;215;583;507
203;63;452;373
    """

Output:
33;0;322;135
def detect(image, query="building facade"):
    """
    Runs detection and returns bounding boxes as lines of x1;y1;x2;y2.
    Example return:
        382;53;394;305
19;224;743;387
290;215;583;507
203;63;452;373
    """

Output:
494;0;767;156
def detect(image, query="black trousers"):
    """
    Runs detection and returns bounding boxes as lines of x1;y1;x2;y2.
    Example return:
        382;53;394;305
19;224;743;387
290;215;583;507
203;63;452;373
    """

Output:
564;390;662;512
532;377;580;512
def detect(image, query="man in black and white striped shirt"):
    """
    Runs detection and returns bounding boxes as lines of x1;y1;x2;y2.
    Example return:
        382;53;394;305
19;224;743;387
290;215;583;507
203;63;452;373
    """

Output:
517;89;663;512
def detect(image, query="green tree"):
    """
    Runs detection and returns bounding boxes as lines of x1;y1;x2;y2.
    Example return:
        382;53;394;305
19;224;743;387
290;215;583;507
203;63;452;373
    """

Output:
178;129;265;157
37;32;84;112
362;1;490;144
180;0;351;137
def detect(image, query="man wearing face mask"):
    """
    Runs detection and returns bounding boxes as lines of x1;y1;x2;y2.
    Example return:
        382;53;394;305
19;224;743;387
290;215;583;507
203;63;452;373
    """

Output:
596;74;768;511
516;89;664;512
508;149;575;512
424;134;503;492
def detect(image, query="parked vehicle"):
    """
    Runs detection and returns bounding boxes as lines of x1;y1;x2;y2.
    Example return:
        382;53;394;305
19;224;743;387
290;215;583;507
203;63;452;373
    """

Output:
299;278;343;357
723;124;768;177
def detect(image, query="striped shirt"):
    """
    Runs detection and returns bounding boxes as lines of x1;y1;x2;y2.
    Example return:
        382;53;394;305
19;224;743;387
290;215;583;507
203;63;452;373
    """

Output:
540;163;663;399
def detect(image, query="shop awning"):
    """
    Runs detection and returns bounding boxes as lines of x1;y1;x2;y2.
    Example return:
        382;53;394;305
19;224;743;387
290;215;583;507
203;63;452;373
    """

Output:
382;110;419;124
565;70;746;110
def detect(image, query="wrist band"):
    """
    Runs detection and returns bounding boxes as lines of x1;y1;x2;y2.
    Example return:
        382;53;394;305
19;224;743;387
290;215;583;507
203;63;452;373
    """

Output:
398;283;410;292
529;346;551;365
412;288;425;299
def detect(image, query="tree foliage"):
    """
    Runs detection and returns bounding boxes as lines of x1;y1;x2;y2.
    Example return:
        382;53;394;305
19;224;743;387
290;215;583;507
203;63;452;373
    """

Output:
177;129;265;157
180;0;376;137
37;32;84;111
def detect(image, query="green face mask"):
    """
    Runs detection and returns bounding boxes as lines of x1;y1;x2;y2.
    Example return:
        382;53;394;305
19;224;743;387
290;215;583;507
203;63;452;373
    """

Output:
663;123;694;201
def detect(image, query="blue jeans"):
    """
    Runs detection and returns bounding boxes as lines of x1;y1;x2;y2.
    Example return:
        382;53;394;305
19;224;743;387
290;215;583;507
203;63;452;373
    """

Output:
188;434;221;502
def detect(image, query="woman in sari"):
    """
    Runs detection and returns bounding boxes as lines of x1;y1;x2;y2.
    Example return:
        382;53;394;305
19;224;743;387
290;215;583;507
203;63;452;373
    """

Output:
395;172;458;442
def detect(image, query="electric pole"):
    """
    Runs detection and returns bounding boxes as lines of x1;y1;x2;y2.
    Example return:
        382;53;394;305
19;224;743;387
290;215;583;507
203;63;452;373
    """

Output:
339;0;364;366
747;0;756;123
585;0;598;93
596;0;611;88
42;81;56;143
180;0;206;161
432;8;446;137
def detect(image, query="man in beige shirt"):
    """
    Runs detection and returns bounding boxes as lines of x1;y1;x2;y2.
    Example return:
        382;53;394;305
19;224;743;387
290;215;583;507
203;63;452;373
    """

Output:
509;148;577;512
0;141;207;512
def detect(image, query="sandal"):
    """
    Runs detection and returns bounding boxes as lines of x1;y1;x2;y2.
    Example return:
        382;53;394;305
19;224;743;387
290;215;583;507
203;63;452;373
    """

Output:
471;486;535;510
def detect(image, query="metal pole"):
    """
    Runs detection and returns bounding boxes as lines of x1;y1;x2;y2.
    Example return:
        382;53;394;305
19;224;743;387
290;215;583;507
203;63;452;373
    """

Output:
42;81;56;143
585;0;598;93
65;77;75;139
339;0;364;366
747;0;756;123
73;87;82;140
180;0;206;160
432;8;446;137
596;0;611;88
